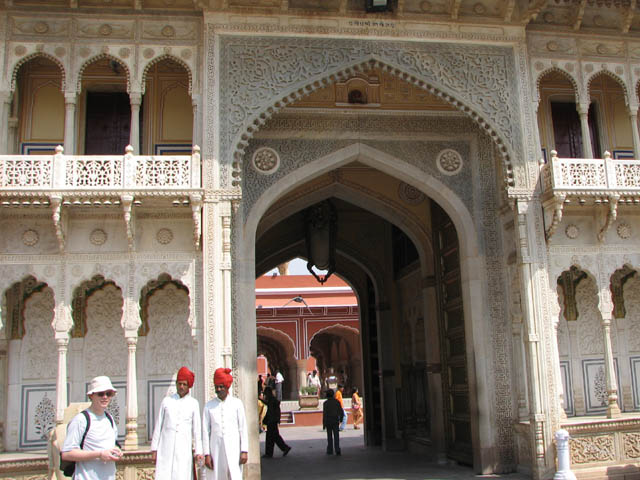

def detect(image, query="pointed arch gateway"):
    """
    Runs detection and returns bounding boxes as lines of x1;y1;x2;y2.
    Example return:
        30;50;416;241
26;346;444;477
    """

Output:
238;111;511;472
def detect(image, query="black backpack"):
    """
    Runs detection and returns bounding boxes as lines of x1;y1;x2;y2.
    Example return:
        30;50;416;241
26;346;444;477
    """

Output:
60;410;119;477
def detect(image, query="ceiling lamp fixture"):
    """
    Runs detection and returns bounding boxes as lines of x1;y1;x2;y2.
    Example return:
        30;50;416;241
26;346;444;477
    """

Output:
304;200;337;284
366;0;391;12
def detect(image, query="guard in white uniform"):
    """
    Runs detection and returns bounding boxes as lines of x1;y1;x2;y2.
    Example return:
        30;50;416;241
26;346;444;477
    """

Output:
202;368;248;480
151;367;203;480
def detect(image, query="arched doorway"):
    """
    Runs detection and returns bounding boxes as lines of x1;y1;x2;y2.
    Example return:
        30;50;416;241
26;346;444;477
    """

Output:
244;155;485;466
233;59;512;475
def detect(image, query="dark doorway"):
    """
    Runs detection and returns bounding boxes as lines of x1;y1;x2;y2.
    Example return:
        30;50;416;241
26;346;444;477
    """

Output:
551;102;601;158
85;92;131;155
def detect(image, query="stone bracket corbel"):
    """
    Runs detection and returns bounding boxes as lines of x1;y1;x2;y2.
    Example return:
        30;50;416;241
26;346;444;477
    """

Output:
597;195;619;242
543;194;566;242
121;194;135;251
50;195;66;253
190;193;203;250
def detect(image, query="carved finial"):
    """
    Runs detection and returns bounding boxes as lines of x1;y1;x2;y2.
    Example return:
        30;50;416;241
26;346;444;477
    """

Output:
125;145;134;155
55;145;64;154
604;150;611;160
192;145;200;154
551;149;558;160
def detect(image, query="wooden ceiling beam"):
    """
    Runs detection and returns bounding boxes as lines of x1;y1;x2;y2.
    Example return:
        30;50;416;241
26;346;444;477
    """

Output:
622;0;637;32
504;0;516;21
450;0;461;19
521;0;550;22
572;0;587;30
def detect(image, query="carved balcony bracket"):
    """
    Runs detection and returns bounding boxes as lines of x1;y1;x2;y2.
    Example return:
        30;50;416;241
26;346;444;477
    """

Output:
597;195;619;243
190;193;203;250
544;194;566;242
49;195;67;253
121;194;135;251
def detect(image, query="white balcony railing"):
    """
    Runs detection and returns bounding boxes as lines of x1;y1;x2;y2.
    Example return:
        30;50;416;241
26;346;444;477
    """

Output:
0;145;201;191
542;150;640;194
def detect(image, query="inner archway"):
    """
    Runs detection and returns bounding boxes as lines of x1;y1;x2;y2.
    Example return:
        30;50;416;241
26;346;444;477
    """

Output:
251;164;476;466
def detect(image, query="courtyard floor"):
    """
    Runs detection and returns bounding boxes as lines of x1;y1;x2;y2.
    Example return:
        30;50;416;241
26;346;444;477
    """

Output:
259;426;531;480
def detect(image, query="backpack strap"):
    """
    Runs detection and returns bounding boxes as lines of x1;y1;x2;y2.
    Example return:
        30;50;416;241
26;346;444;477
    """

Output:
79;410;91;449
104;411;122;449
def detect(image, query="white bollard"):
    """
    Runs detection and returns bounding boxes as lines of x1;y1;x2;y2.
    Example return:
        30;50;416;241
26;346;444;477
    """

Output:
554;429;576;480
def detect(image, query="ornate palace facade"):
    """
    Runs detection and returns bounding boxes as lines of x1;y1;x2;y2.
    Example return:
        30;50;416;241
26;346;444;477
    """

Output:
2;0;640;478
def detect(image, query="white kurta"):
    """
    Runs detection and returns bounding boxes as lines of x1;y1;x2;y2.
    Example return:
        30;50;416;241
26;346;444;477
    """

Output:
202;395;248;480
151;393;203;480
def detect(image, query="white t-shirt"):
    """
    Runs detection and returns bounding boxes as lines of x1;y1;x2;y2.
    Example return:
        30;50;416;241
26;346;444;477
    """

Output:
275;372;284;384
62;409;119;480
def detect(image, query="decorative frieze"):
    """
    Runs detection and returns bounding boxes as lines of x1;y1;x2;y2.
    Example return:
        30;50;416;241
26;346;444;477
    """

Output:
570;435;616;464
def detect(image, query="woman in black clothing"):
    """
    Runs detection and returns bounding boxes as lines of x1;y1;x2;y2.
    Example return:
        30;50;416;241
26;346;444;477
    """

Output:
259;387;291;458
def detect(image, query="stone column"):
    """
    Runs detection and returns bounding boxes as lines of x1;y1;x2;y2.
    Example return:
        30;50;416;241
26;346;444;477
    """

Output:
577;104;594;159
296;359;307;397
548;289;567;419
514;199;548;477
124;333;139;449
629;107;640;159
129;92;142;155
64;93;77;155
0;340;7;451
597;288;621;418
221;202;233;369
0;91;12;154
55;334;69;424
192;94;201;148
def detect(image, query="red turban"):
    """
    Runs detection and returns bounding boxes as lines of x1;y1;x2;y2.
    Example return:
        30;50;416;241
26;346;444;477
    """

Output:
177;367;195;388
214;368;233;388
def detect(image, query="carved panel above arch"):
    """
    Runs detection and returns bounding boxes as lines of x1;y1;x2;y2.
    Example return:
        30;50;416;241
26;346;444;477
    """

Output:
214;35;524;189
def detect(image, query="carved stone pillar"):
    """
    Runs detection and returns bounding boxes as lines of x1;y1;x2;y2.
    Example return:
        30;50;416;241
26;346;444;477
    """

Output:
597;288;621;418
64;93;77;155
55;334;69;424
577;104;594;159
548;291;567;420
514;198;547;476
124;333;139;449
221;203;233;369
629;108;640;159
0;91;12;154
296;359;307;397
129;92;142;155
0;340;7;451
192;94;201;148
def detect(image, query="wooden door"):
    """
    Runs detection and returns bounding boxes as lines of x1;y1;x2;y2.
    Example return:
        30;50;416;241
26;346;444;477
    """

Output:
84;92;130;154
431;203;473;465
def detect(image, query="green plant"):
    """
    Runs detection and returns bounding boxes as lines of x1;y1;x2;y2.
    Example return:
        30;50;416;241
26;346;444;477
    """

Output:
300;385;319;395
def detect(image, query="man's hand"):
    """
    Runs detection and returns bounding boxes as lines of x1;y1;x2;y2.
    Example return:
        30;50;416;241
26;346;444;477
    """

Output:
194;454;204;467
239;452;248;464
151;451;157;463
204;454;214;470
101;448;122;462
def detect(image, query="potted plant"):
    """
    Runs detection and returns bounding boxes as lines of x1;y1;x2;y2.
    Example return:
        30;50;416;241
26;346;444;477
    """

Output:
298;385;320;409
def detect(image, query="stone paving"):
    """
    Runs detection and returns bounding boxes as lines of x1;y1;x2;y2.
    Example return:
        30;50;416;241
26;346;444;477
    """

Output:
259;426;531;480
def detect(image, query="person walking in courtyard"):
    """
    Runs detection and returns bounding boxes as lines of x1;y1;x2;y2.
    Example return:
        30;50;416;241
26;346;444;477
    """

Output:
351;387;363;429
307;369;322;394
335;384;348;431
202;368;248;480
322;388;344;456
61;375;122;480
274;369;284;401
260;386;291;458
151;367;203;480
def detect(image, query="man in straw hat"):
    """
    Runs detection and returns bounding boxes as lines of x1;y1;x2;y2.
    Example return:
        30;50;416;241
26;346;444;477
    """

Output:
151;366;203;480
202;368;248;480
61;375;122;479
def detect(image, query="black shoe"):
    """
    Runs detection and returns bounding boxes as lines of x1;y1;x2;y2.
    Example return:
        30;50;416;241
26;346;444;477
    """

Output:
336;451;341;456
283;446;291;457
261;454;272;458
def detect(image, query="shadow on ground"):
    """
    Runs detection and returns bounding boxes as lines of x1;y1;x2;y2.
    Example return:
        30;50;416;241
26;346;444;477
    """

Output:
259;426;530;480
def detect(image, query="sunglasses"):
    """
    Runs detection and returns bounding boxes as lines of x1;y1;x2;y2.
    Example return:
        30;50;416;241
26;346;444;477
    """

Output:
93;391;115;398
